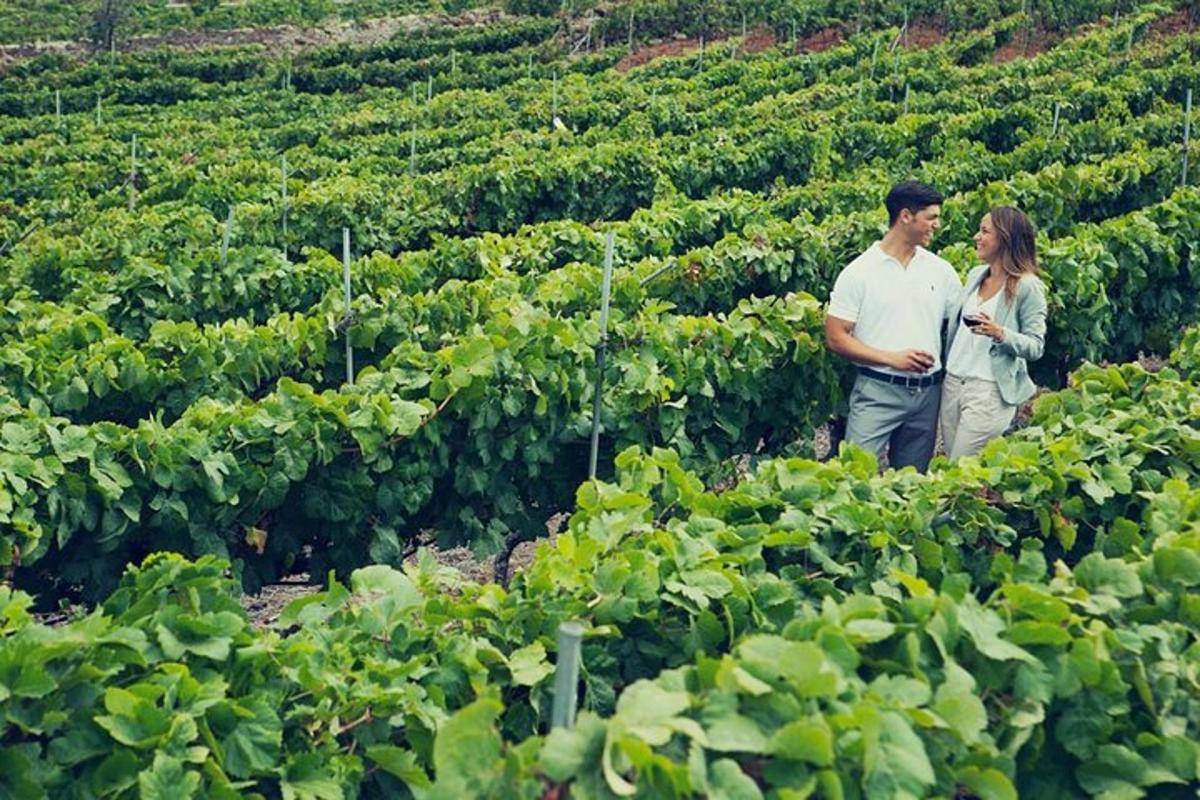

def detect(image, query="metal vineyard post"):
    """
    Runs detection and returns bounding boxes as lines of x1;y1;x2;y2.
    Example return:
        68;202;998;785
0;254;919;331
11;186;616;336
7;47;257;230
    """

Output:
220;206;234;267
343;227;354;385
588;231;616;482
127;134;137;211
551;621;583;729
1184;89;1193;186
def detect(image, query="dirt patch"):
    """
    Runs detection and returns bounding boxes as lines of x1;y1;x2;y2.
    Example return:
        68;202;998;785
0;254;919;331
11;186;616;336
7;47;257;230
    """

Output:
742;25;777;54
240;575;316;628
237;512;570;628
615;36;705;72
902;21;944;50
992;27;1058;63
1147;8;1196;39
794;25;844;53
1135;352;1168;373
0;8;506;67
616;21;841;73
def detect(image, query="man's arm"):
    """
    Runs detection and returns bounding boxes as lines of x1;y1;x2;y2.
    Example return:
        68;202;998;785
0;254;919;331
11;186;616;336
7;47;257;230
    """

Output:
824;314;935;373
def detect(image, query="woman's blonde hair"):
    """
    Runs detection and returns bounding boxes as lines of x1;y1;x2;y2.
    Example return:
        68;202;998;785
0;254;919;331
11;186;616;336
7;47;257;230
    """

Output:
987;206;1039;304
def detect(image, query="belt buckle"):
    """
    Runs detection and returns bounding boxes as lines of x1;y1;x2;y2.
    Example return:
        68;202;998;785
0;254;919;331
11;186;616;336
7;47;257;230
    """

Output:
904;374;918;389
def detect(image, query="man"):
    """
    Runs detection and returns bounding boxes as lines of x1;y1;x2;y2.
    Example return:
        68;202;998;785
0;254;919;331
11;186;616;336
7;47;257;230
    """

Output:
824;181;961;472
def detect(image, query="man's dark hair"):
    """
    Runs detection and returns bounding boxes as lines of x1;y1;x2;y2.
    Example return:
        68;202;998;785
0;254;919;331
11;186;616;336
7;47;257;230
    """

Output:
885;181;944;226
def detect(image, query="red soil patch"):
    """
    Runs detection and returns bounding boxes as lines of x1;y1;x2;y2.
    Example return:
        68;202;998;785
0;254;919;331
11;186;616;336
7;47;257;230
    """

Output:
903;22;944;49
1147;8;1196;39
794;25;844;53
742;25;777;54
615;14;962;73
615;36;702;72
992;27;1058;63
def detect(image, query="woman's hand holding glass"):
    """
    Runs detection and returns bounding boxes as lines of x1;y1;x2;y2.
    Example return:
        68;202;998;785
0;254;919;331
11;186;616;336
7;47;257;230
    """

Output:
966;311;1005;342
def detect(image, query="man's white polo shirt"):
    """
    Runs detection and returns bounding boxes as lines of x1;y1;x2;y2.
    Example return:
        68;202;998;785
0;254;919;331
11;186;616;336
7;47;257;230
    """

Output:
828;242;962;377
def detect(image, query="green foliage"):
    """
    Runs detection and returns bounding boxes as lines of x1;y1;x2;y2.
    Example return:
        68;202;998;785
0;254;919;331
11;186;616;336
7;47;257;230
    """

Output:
0;289;838;598
503;0;562;15
0;0;487;45
1;7;1199;794
0;0;1197;601
2;348;1199;797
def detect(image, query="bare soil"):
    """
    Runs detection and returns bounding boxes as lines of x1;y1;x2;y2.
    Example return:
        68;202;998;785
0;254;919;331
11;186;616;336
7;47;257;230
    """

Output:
236;512;568;628
903;21;944;50
614;36;707;72
614;22;827;74
794;26;844;53
993;27;1058;63
239;574;317;628
1147;8;1197;39
1135;352;1168;373
742;26;778;54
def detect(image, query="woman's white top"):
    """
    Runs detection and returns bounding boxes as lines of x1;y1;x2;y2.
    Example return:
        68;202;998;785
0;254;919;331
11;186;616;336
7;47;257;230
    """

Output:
945;287;1001;381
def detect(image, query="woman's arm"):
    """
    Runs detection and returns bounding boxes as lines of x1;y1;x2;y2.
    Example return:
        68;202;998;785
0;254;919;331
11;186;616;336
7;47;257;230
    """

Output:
996;278;1047;361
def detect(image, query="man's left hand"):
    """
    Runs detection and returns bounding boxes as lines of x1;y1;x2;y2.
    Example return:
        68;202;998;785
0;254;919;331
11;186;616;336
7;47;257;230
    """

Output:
969;311;1005;342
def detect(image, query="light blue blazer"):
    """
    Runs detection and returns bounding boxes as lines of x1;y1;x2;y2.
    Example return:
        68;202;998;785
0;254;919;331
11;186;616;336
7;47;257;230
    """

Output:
944;265;1048;405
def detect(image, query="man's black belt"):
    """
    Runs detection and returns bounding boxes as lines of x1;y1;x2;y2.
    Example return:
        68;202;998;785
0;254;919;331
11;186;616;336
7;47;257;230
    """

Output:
857;366;944;388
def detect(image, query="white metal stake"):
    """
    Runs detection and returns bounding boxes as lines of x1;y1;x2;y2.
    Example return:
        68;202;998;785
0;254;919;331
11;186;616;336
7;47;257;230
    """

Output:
342;227;354;385
552;69;559;129
791;19;797;52
286;57;292;90
628;8;634;46
409;120;417;176
1052;103;1061;137
587;232;616;481
1184;89;1193;187
903;84;910;114
870;38;879;79
741;10;747;38
1020;0;1029;53
127;134;137;211
95;94;101;125
411;83;417;103
427;74;433;100
280;155;288;262
550;622;583;729
55;90;61;126
338;226;350;386
451;50;457;74
699;34;705;70
220;206;234;266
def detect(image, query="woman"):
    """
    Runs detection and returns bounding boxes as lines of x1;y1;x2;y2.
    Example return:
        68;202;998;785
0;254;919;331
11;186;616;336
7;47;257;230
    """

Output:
940;206;1048;459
